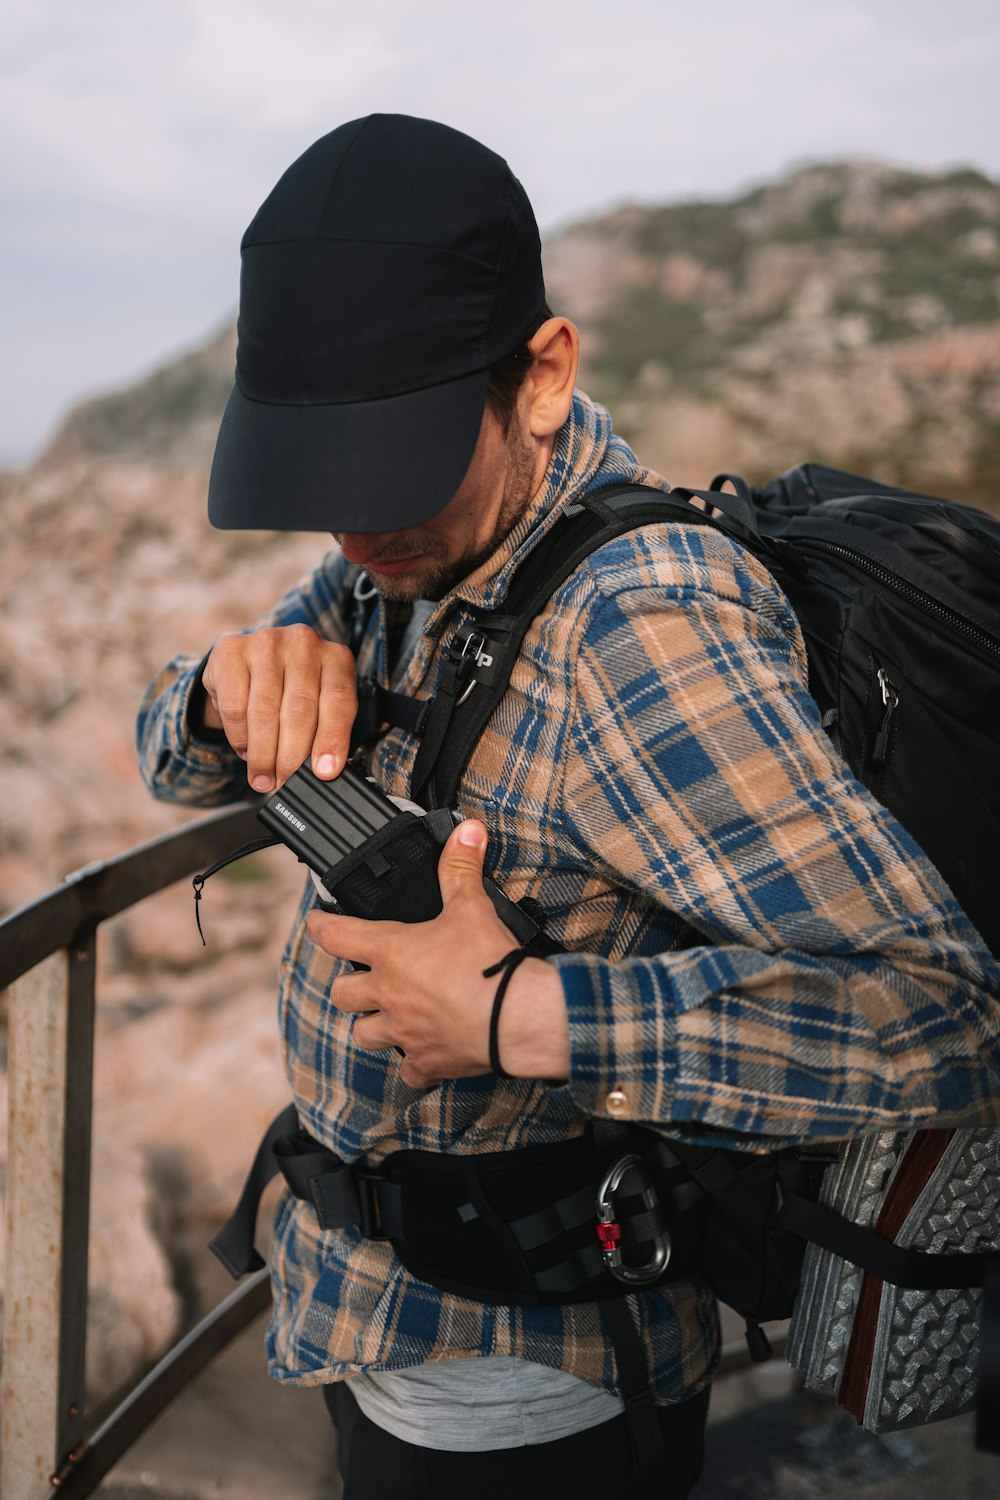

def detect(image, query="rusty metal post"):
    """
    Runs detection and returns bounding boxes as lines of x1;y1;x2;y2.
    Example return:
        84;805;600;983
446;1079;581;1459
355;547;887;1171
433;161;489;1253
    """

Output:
2;938;95;1498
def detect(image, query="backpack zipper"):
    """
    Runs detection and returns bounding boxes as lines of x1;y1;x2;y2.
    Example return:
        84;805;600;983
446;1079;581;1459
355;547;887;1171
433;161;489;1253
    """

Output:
790;539;1000;658
872;667;899;768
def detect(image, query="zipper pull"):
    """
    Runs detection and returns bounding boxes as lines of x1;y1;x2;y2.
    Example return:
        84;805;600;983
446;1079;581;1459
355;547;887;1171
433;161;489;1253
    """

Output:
872;667;899;766
744;1319;773;1363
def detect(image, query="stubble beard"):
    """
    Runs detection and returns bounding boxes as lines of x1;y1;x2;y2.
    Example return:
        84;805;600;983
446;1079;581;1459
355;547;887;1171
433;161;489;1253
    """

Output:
367;420;539;604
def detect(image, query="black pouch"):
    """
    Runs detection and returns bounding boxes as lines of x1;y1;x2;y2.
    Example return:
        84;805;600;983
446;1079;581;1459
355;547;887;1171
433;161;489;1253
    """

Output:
258;760;553;950
665;1139;835;1358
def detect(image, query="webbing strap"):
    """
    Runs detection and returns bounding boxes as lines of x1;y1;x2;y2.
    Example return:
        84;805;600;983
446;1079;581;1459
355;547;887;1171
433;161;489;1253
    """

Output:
592;1116;631;1153
267;1128;404;1239
351;678;428;752
209;1104;298;1277
623;1202;671;1246
600;1297;665;1477
211;1109;408;1280
533;1242;606;1293
509;1183;598;1251
777;1191;993;1290
977;1258;1000;1453
508;1176;669;1255
409;638;477;805
272;1135;359;1226
666;1145;744;1199
414;488;722;809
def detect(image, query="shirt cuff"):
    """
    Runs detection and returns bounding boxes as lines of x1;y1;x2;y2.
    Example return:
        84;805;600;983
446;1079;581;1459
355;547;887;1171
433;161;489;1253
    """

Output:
549;950;680;1126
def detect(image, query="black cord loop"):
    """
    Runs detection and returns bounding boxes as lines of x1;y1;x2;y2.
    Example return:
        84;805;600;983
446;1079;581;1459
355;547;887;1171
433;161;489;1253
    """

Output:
482;946;533;1078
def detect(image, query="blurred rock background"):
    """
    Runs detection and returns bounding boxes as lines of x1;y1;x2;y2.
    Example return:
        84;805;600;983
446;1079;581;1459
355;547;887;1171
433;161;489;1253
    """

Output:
1;155;999;1487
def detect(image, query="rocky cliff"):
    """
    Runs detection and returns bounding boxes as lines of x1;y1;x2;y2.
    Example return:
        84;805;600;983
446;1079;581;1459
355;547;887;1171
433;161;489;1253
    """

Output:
2;155;998;1407
545;159;1000;503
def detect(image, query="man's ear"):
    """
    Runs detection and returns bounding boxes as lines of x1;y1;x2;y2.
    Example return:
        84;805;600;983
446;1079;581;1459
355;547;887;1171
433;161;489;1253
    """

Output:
522;318;580;438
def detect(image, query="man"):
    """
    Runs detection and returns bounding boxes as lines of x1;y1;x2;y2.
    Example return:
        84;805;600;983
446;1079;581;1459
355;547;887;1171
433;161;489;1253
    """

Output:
137;115;1000;1498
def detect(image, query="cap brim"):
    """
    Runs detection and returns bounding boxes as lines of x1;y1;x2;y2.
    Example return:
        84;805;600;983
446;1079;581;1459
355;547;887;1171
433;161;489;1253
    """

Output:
207;367;492;533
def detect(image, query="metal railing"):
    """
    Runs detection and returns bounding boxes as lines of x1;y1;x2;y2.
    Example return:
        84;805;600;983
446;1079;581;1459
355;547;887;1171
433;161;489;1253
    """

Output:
0;804;267;1500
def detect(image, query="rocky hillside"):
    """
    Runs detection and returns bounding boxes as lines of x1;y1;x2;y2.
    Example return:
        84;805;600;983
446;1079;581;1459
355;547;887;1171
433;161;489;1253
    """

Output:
546;158;1000;505
2;155;999;1409
0;455;323;1404
40;321;238;470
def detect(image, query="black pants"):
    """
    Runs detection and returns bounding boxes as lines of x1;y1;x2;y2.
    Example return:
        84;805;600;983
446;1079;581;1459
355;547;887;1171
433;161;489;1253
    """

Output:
324;1379;710;1500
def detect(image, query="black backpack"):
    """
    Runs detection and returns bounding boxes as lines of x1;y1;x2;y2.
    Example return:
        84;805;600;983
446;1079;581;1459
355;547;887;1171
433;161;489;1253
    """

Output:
408;463;1000;958
390;462;1000;1439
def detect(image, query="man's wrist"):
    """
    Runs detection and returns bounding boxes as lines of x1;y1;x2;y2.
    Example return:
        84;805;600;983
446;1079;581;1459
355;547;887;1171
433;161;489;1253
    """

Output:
496;958;570;1082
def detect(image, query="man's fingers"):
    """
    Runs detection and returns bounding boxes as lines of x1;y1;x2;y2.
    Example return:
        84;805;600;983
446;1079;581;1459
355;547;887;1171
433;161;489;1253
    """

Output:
437;820;490;906
202;628;358;790
307;909;382;970
202;644;250;755
352;1011;395;1052
244;652;284;792
312;654;358;779
275;663;321;788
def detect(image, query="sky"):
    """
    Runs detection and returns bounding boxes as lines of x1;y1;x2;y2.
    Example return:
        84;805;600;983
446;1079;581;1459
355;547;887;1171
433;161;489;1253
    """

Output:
2;0;1000;467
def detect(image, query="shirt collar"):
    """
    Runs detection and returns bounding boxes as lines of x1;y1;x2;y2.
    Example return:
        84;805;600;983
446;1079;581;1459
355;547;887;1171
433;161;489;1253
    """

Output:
422;390;667;628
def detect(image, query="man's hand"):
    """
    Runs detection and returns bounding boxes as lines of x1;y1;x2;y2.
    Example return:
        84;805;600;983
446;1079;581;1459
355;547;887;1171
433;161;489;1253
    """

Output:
306;820;570;1090
200;625;356;792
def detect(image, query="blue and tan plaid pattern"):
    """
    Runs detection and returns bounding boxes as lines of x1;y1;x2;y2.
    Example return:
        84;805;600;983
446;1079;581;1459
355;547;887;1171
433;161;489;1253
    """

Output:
137;392;1000;1400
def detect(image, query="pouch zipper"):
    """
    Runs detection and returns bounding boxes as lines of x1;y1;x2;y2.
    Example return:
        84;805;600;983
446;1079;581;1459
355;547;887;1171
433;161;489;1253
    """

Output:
872;667;899;768
791;539;1000;658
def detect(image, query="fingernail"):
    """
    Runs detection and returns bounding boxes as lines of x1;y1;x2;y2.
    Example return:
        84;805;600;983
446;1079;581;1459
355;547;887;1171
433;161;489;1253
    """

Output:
457;820;484;847
252;774;274;792
315;753;338;778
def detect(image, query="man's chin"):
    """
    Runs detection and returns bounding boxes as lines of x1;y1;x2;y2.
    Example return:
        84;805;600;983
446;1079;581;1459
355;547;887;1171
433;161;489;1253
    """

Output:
368;559;452;603
371;576;426;603
365;564;434;600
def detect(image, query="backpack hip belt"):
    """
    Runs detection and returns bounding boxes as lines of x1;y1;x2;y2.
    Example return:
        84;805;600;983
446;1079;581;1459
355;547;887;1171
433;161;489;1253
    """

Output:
211;1109;712;1475
210;1106;705;1307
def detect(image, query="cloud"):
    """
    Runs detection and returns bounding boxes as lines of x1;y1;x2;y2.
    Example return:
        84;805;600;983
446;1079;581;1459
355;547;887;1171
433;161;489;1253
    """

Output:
185;2;404;130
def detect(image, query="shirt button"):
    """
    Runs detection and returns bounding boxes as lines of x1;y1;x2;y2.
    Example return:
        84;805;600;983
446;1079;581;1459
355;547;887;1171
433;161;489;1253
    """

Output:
605;1089;629;1118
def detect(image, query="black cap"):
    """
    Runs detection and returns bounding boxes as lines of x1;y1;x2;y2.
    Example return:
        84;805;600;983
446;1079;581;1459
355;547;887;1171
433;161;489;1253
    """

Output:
207;114;547;533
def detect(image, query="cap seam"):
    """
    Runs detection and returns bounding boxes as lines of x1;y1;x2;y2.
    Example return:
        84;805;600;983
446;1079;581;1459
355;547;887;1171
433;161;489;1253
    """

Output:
234;365;492;408
243;236;497;274
478;171;516;365
316;115;371;233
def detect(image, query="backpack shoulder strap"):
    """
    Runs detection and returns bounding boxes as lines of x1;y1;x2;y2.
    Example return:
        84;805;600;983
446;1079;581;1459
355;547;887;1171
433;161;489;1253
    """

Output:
411;484;721;808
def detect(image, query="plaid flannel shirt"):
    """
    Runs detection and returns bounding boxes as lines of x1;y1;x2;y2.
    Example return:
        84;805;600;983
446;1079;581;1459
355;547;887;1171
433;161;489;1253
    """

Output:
137;392;1000;1402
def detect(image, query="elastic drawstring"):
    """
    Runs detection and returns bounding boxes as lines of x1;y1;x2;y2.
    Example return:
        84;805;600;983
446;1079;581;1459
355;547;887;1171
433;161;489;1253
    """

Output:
192;836;281;944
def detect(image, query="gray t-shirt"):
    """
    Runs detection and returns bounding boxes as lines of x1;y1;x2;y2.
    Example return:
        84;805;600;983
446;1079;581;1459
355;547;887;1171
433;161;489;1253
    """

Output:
348;1357;624;1450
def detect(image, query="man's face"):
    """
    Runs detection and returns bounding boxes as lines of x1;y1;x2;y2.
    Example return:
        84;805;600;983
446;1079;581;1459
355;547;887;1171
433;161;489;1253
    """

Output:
334;403;541;603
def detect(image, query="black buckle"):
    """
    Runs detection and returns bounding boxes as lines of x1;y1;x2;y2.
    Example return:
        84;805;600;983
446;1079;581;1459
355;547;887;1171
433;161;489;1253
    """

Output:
353;1168;388;1239
304;1158;390;1239
452;630;501;705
